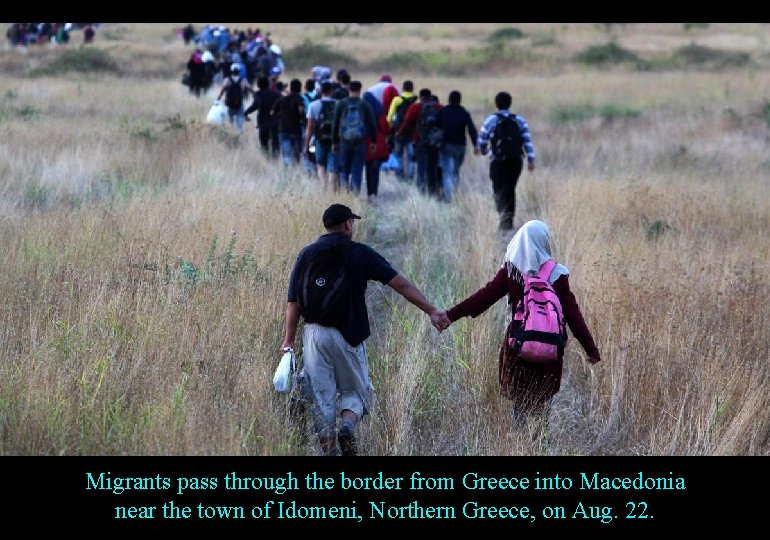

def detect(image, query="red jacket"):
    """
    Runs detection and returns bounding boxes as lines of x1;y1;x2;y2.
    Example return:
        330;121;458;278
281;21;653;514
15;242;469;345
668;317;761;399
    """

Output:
366;112;390;161
397;99;443;145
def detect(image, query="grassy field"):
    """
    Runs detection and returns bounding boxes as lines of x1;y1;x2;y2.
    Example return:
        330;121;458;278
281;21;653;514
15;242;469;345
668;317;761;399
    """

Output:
0;23;768;456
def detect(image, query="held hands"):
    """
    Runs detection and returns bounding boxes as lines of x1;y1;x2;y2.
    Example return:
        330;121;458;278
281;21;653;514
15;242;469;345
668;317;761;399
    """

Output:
429;309;452;333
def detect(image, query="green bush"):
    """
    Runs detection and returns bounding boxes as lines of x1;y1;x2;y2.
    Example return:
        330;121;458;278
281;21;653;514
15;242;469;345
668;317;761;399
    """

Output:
488;27;525;42
31;47;119;76
671;43;750;69
683;23;710;31
284;41;358;71
599;103;642;121
552;103;595;123
575;42;640;66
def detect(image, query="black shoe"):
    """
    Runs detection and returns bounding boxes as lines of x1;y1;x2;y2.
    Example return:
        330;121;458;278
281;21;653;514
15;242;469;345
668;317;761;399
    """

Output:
338;426;357;456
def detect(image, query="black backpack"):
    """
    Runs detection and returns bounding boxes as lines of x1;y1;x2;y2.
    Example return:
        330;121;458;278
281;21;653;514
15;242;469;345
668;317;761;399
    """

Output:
224;77;243;109
297;241;352;328
315;100;336;143
391;95;417;136
418;101;437;136
491;113;524;161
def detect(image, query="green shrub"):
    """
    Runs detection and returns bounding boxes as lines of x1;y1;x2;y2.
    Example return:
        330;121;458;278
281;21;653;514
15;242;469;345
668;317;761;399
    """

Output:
683;23;710;31
671;43;750;69
575;42;640;66
599;103;642;121
284;41;358;71
552;103;595;123
31;47;119;76
488;27;525;42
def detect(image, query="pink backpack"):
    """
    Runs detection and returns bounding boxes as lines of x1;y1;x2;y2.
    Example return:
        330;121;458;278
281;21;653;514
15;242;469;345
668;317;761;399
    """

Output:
510;259;567;363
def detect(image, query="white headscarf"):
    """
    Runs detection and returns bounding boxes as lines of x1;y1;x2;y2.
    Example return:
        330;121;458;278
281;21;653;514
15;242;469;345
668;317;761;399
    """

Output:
503;220;569;284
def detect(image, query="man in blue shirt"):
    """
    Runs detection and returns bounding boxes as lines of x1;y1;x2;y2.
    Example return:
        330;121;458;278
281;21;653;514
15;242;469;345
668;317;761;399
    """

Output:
282;204;443;456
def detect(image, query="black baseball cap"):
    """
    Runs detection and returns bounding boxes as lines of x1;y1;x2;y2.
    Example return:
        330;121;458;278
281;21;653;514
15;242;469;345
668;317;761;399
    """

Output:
322;204;361;228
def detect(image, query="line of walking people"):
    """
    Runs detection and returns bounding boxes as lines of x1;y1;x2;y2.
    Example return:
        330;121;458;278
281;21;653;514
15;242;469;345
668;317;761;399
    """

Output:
227;68;537;228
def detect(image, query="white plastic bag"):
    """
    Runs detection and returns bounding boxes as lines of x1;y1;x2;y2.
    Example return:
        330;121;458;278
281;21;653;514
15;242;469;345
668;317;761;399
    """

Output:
206;100;227;125
273;348;296;393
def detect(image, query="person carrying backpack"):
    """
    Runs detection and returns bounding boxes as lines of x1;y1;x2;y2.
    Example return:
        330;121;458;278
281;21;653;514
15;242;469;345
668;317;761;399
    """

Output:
477;91;537;230
216;63;251;130
396;88;442;196
304;81;338;189
431;220;601;424
281;203;443;456
332;81;377;193
386;80;417;181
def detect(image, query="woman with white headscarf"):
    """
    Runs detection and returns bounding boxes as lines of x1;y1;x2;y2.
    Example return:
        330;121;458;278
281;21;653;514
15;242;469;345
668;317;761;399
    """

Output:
436;220;601;420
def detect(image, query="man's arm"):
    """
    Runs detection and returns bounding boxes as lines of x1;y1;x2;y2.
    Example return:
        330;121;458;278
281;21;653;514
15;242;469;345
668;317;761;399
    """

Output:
386;274;439;317
281;301;300;352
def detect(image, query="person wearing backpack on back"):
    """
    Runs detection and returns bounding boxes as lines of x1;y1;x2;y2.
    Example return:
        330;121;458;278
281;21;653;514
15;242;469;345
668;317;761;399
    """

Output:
396;88;443;196
477;91;537;230
431;220;601;425
304;81;339;190
332;81;377;194
281;203;444;456
217;63;251;131
387;80;417;182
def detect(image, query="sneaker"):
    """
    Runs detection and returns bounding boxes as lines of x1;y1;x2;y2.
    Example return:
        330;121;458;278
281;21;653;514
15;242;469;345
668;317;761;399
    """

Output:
337;425;358;456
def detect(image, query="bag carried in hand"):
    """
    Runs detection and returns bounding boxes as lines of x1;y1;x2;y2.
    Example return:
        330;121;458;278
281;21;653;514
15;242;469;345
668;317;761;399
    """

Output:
273;347;297;393
206;100;227;125
509;259;567;363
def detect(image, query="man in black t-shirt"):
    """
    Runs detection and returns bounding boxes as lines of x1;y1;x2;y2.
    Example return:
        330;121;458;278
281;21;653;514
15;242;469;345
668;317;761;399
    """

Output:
282;204;443;456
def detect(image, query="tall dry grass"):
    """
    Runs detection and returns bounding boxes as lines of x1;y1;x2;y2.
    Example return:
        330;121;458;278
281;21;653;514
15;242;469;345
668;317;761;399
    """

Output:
0;23;768;455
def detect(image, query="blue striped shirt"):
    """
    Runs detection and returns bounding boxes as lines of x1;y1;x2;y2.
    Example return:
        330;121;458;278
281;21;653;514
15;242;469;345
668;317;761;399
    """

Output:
477;110;535;163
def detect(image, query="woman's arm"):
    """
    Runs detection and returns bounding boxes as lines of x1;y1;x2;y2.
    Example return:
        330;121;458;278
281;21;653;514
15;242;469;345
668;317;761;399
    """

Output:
446;266;512;322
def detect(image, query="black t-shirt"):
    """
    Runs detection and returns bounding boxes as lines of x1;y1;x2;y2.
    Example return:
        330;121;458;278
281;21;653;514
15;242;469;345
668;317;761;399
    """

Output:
271;93;305;134
288;232;398;347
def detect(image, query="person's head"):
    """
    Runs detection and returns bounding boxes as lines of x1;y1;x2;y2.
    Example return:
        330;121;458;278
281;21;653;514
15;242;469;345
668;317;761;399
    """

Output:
305;78;316;92
448;90;461;105
339;71;351;86
349;80;362;95
336;68;349;83
402;80;414;92
380;73;392;83
230;63;241;75
495;91;512;110
322;204;361;237
504;220;552;277
419;88;432;101
320;81;333;95
256;77;269;90
289;78;302;93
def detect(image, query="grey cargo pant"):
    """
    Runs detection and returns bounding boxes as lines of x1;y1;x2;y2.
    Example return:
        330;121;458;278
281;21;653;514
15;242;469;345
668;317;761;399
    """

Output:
302;323;374;436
